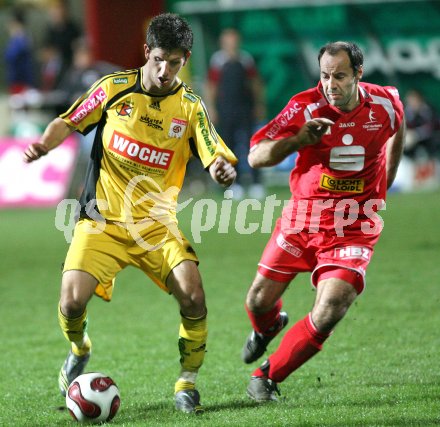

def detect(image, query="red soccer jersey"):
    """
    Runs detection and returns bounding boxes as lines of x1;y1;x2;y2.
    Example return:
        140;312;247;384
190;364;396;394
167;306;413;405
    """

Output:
251;82;404;232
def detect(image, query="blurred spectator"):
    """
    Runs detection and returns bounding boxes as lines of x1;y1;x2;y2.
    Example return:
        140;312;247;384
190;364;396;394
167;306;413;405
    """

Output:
9;37;120;121
205;28;266;199
39;43;63;92
404;89;440;159
44;37;121;197
42;0;82;87
44;37;121;115
4;8;35;94
7;35;122;194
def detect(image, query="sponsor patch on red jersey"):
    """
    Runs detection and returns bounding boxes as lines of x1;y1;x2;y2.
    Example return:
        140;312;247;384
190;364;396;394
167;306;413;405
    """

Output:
334;246;370;260
69;87;107;124
110;131;174;169
276;234;303;257
320;174;365;193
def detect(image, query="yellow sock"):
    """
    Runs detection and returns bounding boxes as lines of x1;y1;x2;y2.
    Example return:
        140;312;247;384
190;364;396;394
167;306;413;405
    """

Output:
175;378;196;394
174;314;207;393
58;304;92;356
72;335;92;356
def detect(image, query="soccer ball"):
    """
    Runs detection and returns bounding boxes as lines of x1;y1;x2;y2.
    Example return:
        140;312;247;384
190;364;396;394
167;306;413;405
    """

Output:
66;372;121;423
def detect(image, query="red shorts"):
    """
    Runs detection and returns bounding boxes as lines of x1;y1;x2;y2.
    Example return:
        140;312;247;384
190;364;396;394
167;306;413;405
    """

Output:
257;218;379;294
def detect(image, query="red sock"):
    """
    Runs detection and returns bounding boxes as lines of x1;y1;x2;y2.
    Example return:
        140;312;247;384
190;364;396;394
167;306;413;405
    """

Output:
252;313;330;382
246;299;283;336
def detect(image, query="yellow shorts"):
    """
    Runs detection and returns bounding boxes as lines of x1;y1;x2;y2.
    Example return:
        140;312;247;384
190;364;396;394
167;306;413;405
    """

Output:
63;218;199;301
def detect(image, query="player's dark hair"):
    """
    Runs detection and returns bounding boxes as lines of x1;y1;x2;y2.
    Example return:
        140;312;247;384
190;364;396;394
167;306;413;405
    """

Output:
318;41;364;74
146;13;193;54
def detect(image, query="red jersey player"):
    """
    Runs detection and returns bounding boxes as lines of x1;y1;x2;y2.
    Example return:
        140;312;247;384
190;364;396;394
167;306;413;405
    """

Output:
242;41;406;401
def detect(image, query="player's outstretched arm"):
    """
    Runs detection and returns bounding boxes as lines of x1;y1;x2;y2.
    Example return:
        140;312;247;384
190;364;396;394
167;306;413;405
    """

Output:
386;117;406;189
208;156;237;187
23;118;75;163
248;118;334;168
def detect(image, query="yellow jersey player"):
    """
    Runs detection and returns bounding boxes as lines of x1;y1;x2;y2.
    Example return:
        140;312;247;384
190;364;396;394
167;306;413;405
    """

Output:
23;13;237;414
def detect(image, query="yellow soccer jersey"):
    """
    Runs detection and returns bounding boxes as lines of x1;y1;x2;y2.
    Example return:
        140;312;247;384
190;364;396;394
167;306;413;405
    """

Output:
60;68;237;223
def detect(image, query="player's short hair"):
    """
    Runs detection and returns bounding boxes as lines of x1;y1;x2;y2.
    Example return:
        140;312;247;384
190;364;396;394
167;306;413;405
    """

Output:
146;13;193;55
318;41;364;74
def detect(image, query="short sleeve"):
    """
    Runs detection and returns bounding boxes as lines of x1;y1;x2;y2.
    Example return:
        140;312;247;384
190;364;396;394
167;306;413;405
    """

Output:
189;101;238;168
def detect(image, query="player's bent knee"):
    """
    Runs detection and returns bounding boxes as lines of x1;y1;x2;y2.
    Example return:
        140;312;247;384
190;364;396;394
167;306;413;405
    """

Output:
313;299;351;330
312;286;357;332
59;287;90;316
245;285;265;312
59;297;87;318
246;275;286;313
60;271;97;316
177;288;206;318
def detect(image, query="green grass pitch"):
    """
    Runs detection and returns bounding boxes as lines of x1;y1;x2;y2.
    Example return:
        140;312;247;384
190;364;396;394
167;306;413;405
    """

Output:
0;187;439;426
